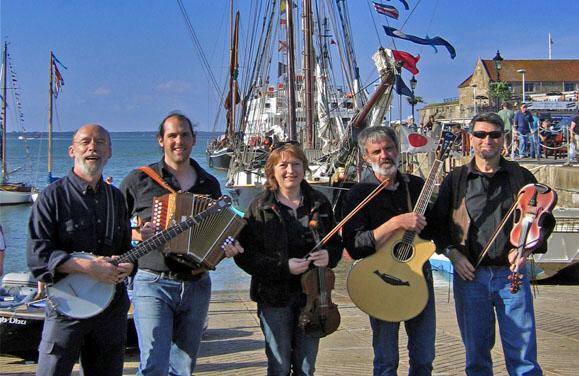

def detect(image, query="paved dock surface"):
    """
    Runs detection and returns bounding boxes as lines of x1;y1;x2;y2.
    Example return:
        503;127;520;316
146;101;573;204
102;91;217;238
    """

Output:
1;266;578;375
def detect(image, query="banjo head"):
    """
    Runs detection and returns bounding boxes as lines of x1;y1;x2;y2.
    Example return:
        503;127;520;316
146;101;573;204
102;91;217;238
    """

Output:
47;252;116;319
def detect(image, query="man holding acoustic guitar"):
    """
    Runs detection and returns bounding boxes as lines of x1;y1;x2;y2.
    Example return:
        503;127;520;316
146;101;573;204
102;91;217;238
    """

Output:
27;124;133;376
429;112;555;375
342;126;436;375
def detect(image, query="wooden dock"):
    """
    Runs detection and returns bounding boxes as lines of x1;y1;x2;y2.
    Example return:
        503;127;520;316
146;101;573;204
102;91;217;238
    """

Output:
1;266;578;375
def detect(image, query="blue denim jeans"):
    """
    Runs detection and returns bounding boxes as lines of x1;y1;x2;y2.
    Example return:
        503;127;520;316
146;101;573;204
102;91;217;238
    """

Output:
258;292;320;376
518;133;528;157
369;263;436;376
453;266;541;376
132;269;211;376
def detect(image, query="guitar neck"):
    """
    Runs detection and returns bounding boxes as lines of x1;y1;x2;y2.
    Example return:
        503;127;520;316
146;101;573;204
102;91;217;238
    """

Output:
402;159;443;245
115;198;228;264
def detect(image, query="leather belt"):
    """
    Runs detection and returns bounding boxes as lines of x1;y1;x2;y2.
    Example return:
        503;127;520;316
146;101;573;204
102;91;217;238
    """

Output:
141;269;204;281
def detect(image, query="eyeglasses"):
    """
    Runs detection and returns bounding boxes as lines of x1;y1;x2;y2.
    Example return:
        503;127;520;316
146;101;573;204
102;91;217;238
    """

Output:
472;131;503;139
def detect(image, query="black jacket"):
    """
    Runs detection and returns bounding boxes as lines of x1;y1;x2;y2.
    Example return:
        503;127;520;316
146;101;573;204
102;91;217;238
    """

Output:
235;182;342;307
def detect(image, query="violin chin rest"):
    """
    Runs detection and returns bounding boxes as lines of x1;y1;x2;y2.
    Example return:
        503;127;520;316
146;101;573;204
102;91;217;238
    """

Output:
534;183;550;194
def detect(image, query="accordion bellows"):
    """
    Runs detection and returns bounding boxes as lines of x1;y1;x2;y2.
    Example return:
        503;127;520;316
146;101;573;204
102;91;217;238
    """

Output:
152;193;245;270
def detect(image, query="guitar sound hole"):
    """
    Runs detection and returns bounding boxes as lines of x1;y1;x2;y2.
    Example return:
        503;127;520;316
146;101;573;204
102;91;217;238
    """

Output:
393;242;413;262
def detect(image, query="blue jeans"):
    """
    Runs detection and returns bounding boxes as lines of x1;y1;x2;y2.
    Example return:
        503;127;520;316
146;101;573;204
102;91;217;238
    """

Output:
133;270;211;376
369;263;436;376
453;266;541;376
258;292;320;376
518;133;528;157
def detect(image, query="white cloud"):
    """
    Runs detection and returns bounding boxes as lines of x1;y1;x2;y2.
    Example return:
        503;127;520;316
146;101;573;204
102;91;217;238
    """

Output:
93;86;112;96
156;80;192;94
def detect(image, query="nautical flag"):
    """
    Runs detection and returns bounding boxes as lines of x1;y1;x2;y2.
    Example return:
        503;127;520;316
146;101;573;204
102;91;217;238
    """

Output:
392;50;420;75
278;62;287;77
52;61;64;97
383;26;456;59
372;2;399;19
549;35;554;44
278;40;288;51
51;52;67;98
394;74;413;97
399;127;436;154
395;0;409;10
425;34;438;53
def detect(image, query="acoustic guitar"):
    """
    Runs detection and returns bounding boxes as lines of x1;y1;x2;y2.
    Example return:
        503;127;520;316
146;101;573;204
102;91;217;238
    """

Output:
46;196;232;319
347;132;455;322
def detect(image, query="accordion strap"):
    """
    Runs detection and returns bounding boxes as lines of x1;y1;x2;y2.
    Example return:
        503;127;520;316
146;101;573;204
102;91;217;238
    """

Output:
137;166;176;193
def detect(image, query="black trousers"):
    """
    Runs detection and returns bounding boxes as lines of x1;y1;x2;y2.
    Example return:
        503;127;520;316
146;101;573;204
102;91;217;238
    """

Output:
36;286;130;376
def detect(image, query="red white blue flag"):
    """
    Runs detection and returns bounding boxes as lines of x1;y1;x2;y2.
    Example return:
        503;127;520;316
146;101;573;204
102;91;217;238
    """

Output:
383;26;456;59
373;2;399;19
392;50;420;75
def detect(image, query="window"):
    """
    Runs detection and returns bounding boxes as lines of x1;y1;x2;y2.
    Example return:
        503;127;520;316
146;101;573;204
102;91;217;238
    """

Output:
525;83;535;92
564;83;575;92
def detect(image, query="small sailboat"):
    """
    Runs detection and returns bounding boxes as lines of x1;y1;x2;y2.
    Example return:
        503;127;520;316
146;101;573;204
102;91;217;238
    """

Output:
0;42;34;205
206;3;240;171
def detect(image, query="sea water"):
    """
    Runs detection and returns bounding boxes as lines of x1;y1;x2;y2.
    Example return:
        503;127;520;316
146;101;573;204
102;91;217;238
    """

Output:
0;132;251;290
1;132;451;290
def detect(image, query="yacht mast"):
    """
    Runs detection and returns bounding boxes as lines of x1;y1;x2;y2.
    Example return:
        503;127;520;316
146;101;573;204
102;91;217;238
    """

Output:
285;0;297;141
48;52;54;182
1;42;7;182
303;0;314;148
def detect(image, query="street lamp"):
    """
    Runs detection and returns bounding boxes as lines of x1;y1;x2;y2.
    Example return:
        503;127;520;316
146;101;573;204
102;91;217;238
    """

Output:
517;68;526;103
493;50;503;81
410;75;417;125
472;85;478;114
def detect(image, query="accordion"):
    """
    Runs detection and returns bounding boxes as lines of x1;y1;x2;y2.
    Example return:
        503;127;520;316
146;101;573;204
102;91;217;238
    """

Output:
152;192;245;270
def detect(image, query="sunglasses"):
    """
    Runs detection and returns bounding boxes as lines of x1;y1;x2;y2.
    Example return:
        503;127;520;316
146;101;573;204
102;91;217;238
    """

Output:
472;131;503;139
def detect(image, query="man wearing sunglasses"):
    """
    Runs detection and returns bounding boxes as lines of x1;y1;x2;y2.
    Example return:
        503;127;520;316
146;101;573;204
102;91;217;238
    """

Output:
428;112;554;375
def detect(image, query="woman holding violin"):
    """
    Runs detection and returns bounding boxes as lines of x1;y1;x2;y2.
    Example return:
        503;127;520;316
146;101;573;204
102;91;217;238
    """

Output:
235;143;342;376
429;112;555;376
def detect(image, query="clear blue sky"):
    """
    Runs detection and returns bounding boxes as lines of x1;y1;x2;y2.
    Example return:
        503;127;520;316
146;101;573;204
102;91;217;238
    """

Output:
1;0;578;132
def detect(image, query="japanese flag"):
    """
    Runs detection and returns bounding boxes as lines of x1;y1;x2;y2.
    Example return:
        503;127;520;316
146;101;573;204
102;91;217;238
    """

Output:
399;127;436;154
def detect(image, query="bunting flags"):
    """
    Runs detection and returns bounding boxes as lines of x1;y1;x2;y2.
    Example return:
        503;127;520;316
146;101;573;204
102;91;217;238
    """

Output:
51;52;67;98
394;74;413;97
278;62;287;77
392;50;420;75
395;0;409;10
372;2;399;19
383;26;456;59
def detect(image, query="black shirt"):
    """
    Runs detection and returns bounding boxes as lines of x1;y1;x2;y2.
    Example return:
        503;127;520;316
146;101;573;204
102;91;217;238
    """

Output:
465;164;514;266
120;158;221;273
27;170;132;283
342;170;432;260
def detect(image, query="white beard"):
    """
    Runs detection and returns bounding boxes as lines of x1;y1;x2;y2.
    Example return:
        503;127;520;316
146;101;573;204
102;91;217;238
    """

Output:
371;157;399;177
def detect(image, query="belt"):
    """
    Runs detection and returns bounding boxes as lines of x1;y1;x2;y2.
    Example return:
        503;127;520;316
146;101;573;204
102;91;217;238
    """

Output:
141;269;204;281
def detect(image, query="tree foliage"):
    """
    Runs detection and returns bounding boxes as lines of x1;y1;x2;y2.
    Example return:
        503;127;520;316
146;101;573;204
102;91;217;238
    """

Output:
488;82;511;108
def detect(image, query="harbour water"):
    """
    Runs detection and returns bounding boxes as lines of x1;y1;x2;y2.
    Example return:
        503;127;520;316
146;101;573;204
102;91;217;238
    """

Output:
0;131;251;290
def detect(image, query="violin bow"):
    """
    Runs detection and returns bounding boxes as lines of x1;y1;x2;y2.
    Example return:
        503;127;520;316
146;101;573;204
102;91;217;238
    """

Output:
474;192;523;269
308;176;392;253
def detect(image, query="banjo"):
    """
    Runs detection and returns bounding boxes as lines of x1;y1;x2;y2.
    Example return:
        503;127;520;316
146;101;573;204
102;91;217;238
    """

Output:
46;196;233;319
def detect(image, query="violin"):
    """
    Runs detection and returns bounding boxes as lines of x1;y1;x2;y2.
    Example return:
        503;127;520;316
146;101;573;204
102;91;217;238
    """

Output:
508;183;557;293
298;220;340;338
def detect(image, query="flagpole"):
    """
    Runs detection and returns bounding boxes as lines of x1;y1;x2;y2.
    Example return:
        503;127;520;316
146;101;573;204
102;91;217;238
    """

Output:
548;33;552;60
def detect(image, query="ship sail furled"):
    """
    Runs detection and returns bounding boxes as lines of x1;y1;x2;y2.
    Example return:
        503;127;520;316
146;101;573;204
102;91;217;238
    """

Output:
367;48;397;128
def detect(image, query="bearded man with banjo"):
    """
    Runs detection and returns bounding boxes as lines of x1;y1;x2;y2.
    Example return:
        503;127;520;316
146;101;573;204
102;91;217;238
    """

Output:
27;124;133;376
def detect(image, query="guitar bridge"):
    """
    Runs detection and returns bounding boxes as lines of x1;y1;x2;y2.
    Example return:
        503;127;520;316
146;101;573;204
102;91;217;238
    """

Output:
373;270;410;286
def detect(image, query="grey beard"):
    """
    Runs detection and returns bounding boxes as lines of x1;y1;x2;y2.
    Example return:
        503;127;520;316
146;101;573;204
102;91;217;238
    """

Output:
371;159;399;177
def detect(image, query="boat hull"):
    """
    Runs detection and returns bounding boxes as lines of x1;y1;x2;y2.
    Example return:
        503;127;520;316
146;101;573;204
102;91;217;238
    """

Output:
0;186;33;205
207;148;233;171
